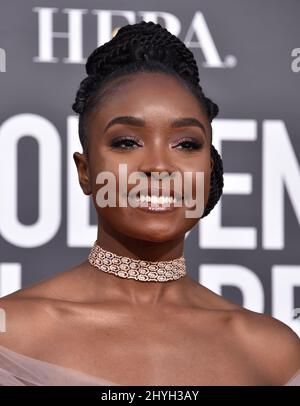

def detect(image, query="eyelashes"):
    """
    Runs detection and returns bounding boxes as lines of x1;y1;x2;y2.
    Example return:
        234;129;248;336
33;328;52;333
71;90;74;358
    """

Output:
109;136;203;151
175;139;203;151
110;136;142;150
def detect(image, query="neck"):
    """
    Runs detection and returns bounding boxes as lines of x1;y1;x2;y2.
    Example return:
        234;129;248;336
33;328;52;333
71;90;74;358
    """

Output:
86;220;190;308
87;267;191;308
96;220;185;261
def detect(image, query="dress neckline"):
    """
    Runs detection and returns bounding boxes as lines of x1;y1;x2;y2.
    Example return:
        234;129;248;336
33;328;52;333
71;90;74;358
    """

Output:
284;368;300;386
0;343;119;386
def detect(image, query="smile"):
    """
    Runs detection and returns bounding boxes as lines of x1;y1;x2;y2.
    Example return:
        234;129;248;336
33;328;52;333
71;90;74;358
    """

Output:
127;194;182;212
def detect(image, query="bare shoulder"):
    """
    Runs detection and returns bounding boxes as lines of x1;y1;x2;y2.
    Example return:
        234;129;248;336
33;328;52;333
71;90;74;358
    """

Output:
0;295;51;356
0;263;86;355
232;308;300;385
3;261;87;302
194;283;300;384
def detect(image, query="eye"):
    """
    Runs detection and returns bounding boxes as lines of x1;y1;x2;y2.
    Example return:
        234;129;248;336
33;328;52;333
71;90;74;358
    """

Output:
174;138;203;151
110;136;142;150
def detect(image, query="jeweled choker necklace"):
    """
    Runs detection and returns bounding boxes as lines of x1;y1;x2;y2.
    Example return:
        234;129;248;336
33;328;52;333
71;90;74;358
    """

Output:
88;241;187;282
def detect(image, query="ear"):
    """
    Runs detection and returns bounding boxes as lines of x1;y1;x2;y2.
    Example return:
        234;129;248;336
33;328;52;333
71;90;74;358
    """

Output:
73;152;92;195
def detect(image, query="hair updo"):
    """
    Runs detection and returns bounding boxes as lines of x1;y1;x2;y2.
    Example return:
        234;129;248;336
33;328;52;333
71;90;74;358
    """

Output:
72;20;224;218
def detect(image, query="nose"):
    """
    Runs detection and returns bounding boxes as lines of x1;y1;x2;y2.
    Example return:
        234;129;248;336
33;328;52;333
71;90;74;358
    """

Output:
138;143;177;179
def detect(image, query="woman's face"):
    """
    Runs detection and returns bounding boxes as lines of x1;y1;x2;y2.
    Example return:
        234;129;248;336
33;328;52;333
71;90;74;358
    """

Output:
74;72;213;242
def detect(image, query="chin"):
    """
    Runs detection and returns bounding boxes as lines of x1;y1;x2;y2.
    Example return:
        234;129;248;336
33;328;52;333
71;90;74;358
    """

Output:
125;227;181;243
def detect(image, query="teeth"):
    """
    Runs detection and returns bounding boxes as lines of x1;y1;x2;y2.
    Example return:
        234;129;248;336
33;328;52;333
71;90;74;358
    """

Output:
139;195;179;204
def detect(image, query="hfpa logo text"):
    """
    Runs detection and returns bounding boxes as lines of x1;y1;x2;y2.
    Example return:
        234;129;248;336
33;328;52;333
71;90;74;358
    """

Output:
32;8;237;68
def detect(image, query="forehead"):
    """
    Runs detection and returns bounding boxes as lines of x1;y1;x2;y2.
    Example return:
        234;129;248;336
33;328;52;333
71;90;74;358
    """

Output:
92;72;209;125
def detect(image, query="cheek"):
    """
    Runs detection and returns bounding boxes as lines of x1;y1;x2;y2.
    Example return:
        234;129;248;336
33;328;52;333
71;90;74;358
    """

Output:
89;153;138;214
181;154;212;203
88;152;118;195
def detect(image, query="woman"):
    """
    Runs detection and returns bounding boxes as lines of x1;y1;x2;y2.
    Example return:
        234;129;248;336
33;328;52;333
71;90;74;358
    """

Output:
0;21;299;386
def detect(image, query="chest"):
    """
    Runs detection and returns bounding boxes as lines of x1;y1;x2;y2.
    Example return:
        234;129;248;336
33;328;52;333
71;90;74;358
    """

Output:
37;316;263;385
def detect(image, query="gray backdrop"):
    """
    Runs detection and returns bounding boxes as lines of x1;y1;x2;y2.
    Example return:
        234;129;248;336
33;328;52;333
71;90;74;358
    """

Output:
0;0;300;336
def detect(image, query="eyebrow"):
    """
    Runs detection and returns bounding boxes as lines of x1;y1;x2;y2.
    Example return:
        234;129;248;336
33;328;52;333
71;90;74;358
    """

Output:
103;115;206;135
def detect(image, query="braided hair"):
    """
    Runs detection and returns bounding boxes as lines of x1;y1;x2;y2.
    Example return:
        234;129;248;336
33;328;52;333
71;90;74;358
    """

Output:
72;21;223;218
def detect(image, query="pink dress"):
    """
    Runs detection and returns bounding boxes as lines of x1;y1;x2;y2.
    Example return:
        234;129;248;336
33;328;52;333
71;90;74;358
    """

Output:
0;344;118;386
0;343;299;386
